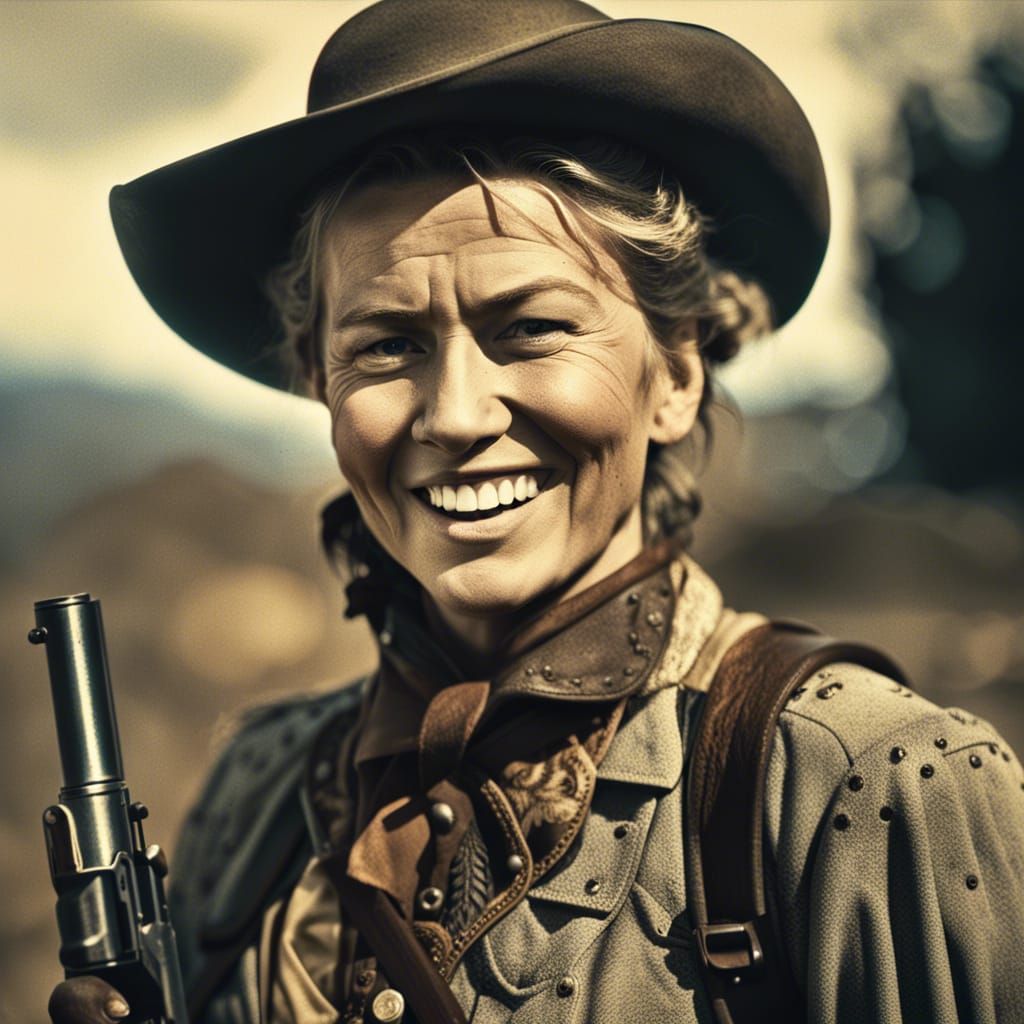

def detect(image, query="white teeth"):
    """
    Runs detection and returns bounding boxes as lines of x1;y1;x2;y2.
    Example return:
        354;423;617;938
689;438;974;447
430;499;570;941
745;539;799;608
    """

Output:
455;484;477;512
424;473;543;512
477;481;499;510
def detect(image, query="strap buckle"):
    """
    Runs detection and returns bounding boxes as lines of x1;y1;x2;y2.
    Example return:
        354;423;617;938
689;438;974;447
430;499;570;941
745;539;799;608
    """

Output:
695;921;764;977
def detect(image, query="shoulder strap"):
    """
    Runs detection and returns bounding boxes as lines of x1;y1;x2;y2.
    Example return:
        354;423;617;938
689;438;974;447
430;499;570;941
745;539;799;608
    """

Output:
684;620;908;1024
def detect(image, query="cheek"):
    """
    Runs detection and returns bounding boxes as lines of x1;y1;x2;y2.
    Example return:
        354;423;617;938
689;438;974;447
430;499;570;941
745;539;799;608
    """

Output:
329;381;414;492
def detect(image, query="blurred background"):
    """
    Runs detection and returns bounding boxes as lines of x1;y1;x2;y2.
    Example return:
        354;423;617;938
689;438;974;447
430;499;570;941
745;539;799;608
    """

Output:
2;1;1023;1019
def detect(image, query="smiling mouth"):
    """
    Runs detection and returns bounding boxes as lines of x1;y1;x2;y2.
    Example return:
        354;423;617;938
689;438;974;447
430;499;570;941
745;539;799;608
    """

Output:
416;472;547;521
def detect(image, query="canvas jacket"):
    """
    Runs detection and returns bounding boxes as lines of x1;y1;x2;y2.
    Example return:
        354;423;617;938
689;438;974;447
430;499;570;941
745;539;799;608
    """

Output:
168;559;1024;1023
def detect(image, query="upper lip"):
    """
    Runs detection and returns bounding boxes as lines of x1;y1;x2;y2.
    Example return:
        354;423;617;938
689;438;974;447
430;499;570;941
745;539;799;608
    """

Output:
409;467;553;490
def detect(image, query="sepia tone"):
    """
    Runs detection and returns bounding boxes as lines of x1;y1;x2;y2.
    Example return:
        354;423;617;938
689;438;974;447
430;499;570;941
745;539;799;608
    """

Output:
2;2;1023;1022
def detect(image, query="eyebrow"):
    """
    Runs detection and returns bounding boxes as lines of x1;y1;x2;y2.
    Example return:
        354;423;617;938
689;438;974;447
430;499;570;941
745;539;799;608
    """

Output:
331;275;602;332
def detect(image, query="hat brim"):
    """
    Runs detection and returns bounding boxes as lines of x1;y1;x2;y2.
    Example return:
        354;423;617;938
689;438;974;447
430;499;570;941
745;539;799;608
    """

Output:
110;18;829;392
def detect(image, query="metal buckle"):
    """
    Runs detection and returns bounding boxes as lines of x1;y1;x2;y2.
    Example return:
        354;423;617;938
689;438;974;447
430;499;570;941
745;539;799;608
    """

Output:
695;921;764;976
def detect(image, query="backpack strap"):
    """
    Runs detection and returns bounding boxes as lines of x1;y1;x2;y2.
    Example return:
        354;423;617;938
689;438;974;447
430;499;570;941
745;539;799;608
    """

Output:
684;620;908;1024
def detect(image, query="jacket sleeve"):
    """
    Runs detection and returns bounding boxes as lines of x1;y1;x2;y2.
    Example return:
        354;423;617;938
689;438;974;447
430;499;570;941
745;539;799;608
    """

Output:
764;663;1024;1024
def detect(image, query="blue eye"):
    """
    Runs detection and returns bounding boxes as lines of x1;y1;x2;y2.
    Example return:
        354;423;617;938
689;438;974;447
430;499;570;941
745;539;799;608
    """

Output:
499;319;570;339
365;337;411;357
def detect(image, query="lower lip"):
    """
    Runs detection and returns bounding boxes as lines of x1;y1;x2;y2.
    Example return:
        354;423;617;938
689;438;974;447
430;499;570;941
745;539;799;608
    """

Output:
411;489;547;543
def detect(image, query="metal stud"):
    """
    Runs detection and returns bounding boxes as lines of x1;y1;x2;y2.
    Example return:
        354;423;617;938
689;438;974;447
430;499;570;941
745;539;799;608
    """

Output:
416;887;444;916
541;665;555;681
989;743;999;755
890;746;906;764
628;631;638;644
525;666;535;676
372;989;405;1023
584;878;601;895
880;806;894;822
790;686;807;702
848;774;864;792
920;764;935;779
380;630;393;647
966;874;979;890
428;802;456;834
614;823;629;839
626;592;639;605
506;853;524;874
623;666;635;677
833;813;850;831
817;682;844;700
570;676;582;687
935;737;948;749
602;676;614;687
970;754;983;768
646;611;664;628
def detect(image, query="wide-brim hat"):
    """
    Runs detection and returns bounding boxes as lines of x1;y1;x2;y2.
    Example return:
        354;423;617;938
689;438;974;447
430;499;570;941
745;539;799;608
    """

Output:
110;0;829;393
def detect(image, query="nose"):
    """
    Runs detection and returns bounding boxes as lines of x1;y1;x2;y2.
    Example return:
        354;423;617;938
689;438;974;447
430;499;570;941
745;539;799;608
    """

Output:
411;336;512;455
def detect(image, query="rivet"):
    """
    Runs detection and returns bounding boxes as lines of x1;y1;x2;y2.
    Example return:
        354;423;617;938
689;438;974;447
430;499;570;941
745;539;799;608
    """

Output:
416;887;444;916
628;631;639;644
525;666;535;676
623;666;635;677
890;746;906;764
848;774;864;792
790;686;807;702
379;630;393;647
920;764;935;779
355;969;375;988
731;975;742;986
966;874;979;890
613;823;629;839
833;813;850;831
506;853;524;874
1002;751;1011;762
570;676;582;687
556;977;576;998
428;802;456;834
646;611;664;628
372;989;405;1023
935;737;948;749
602;676;614;687
879;806;894;822
817;682;844;700
542;665;555;681
989;743;998;755
969;754;982;768
626;592;639;605
584;878;601;895
635;644;651;657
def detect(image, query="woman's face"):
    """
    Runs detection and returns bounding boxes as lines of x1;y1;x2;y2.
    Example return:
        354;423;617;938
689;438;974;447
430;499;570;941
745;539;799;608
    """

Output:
318;176;702;623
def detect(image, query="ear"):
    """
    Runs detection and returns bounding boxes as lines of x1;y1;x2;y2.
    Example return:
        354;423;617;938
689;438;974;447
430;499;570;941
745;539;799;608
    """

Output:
648;341;704;445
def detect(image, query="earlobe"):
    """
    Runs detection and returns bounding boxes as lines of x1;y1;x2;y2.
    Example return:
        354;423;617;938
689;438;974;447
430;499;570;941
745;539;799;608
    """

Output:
649;346;704;445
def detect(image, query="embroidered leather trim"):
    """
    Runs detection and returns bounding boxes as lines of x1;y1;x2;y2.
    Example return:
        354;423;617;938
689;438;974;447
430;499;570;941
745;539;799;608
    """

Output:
437;779;534;980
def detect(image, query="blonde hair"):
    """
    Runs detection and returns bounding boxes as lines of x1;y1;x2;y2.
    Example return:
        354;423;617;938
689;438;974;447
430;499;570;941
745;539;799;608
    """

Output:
266;132;773;556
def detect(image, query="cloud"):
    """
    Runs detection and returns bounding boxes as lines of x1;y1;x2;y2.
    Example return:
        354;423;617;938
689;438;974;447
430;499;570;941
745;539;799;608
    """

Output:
1;0;252;152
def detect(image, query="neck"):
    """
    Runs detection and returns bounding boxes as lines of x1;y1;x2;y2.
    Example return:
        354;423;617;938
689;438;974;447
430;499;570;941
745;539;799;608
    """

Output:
423;506;645;678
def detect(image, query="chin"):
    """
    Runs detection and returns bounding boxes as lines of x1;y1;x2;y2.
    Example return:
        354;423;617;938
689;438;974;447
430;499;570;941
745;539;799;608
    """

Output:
428;560;559;620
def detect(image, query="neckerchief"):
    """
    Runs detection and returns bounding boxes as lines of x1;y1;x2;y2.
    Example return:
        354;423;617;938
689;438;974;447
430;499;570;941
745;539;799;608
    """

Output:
304;539;684;1014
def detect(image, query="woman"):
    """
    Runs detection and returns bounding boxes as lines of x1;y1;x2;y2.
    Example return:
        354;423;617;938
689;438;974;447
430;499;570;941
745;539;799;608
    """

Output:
49;2;1024;1023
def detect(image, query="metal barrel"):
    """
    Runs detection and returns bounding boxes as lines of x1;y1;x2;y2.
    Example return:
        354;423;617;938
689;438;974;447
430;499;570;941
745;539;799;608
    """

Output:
33;595;125;788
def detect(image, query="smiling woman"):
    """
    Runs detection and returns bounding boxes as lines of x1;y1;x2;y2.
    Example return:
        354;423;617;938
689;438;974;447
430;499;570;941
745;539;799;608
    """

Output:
46;2;1024;1024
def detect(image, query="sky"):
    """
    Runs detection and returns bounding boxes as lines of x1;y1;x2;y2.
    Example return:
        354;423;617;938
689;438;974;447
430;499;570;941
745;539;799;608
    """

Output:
2;0;1020;483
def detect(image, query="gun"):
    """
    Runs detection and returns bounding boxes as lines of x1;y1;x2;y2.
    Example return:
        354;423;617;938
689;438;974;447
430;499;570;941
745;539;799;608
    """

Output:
30;594;189;1024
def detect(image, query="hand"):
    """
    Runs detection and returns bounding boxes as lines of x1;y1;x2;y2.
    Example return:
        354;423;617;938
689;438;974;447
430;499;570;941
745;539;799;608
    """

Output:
49;977;130;1024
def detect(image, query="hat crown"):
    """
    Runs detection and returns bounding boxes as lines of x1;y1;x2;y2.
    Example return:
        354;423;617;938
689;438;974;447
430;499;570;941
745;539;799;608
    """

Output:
308;0;609;113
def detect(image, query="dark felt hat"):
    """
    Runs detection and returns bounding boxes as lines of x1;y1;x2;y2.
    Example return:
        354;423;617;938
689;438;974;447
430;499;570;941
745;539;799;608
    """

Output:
109;0;829;392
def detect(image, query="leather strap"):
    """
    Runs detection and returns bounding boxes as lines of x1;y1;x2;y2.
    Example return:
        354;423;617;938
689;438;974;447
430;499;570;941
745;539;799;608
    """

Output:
334;871;468;1024
685;620;908;1024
